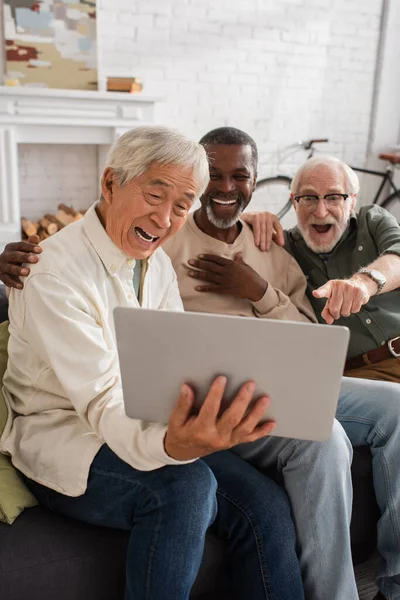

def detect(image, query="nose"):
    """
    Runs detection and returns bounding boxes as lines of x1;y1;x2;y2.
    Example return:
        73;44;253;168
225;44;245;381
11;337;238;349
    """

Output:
150;204;172;230
216;176;236;194
313;198;329;218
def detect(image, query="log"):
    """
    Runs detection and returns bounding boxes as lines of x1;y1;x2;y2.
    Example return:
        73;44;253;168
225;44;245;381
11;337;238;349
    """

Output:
58;203;83;221
58;203;77;216
55;209;75;226
39;217;58;235
21;217;38;238
37;228;49;241
44;213;65;230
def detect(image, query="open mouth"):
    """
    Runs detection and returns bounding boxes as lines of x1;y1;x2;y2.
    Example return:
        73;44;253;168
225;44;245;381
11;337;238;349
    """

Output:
134;227;160;244
211;198;240;215
212;198;238;206
312;224;333;234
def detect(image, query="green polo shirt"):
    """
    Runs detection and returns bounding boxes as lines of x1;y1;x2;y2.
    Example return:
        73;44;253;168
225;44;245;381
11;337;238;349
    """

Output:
284;205;400;359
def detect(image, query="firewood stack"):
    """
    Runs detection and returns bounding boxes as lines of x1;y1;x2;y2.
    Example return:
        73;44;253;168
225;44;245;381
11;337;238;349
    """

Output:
21;204;85;241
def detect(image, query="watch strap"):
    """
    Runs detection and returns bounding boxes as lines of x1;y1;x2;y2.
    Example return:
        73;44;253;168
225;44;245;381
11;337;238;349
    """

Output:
357;268;385;294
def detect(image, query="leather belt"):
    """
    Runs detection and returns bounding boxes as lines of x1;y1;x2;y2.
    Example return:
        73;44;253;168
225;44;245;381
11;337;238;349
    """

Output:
344;336;400;372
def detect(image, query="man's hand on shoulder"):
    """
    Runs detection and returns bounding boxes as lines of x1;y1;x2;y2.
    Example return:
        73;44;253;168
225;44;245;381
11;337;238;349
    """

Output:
312;275;376;324
188;252;268;302
0;235;42;290
241;211;285;252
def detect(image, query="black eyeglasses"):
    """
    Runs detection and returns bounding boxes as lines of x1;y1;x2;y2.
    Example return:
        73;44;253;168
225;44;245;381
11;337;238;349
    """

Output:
294;194;349;208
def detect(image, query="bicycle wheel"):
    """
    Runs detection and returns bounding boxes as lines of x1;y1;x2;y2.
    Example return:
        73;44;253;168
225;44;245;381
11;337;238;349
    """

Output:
251;176;293;221
380;191;400;222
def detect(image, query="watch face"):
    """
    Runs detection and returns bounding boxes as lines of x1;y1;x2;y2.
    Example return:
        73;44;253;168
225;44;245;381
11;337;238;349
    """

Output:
369;270;386;285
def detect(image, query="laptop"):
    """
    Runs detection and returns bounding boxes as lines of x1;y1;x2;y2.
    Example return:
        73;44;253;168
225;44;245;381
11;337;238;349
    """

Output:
114;307;349;442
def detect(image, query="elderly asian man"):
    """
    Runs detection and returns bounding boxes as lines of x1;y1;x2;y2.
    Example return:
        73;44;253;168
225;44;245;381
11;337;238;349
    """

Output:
0;127;307;600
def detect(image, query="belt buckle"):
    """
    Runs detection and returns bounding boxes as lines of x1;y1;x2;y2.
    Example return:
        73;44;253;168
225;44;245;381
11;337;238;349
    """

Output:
388;336;400;358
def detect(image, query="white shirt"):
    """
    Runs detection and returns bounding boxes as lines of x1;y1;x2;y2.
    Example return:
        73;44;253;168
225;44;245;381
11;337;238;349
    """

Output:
0;203;188;496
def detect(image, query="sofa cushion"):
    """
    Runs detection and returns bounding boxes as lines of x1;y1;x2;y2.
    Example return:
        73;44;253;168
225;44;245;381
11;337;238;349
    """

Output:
0;321;38;524
0;505;128;600
0;455;38;525
0;505;230;600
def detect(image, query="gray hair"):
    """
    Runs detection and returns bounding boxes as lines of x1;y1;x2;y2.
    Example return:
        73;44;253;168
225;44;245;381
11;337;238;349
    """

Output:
105;126;210;197
290;156;360;195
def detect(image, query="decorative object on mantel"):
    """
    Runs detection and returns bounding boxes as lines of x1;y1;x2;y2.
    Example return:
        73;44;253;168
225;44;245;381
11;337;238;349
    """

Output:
107;77;143;94
21;204;85;241
3;0;98;90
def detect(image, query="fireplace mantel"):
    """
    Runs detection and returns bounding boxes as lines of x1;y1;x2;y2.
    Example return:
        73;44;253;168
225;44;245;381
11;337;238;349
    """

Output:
0;87;162;245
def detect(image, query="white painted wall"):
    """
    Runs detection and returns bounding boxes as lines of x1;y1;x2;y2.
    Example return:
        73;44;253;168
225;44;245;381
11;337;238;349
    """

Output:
14;0;385;220
367;0;400;156
359;0;400;218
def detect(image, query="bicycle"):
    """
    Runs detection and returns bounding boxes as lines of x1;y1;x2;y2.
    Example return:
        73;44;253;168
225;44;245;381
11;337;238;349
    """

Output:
252;138;400;222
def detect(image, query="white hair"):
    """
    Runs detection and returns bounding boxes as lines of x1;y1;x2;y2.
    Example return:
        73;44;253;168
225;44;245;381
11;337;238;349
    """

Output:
290;156;360;195
105;126;210;197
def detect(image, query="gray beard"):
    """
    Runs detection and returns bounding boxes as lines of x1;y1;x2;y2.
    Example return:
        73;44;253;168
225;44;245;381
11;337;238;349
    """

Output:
205;201;245;230
296;221;345;253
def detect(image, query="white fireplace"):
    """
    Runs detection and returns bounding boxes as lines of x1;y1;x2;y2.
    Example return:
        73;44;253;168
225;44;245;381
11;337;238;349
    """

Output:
0;86;162;246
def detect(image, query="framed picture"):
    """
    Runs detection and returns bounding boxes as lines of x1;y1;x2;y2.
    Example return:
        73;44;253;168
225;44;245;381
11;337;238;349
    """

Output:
3;0;97;90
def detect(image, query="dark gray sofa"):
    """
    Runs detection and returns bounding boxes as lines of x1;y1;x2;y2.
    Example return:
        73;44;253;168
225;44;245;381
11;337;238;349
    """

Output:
0;289;379;599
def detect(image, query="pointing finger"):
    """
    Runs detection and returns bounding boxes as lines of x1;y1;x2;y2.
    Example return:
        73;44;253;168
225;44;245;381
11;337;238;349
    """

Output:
313;282;331;299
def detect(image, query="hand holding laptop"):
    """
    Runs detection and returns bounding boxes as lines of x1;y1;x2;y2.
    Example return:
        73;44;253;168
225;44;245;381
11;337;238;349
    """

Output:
165;376;276;461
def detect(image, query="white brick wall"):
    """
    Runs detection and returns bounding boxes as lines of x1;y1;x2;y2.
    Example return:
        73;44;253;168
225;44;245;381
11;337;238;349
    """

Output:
19;0;383;219
19;145;98;220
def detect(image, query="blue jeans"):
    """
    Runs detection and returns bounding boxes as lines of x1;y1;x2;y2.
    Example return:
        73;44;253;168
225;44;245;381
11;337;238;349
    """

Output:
233;419;358;600
338;376;400;600
25;445;304;600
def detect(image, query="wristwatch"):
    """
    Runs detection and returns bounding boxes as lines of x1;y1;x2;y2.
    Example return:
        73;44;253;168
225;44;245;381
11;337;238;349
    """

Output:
357;268;386;294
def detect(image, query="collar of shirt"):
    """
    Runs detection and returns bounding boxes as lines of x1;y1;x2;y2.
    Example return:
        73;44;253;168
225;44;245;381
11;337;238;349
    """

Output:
83;203;151;276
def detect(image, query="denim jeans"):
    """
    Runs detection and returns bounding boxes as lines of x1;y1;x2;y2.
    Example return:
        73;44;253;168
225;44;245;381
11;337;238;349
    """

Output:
233;419;358;600
338;376;400;600
25;445;304;600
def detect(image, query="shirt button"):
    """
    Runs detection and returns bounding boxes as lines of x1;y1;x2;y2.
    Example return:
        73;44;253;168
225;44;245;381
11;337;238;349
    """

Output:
127;259;135;268
128;292;134;300
366;318;371;325
110;264;116;272
358;246;363;251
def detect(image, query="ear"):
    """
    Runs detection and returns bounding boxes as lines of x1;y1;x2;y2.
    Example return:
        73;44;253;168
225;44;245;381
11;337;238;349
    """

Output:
252;173;257;192
101;168;115;205
350;193;357;212
290;193;297;211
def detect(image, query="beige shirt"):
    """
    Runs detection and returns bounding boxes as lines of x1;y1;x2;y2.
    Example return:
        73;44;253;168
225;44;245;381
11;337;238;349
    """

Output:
0;204;188;496
164;214;316;323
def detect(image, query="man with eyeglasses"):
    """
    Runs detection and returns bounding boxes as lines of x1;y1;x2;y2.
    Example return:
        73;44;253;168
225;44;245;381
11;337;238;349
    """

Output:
246;155;400;600
248;155;400;386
